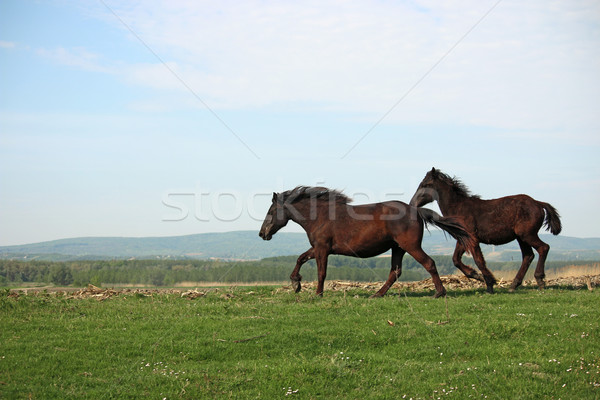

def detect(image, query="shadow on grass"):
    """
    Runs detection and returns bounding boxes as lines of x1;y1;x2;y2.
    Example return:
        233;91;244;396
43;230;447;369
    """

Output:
542;283;595;291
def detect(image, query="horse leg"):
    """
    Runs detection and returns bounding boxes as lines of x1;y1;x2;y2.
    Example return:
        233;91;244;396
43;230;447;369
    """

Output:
371;246;405;298
452;242;484;282
471;244;497;294
407;247;446;298
509;239;535;291
314;249;329;296
290;248;314;293
527;235;550;289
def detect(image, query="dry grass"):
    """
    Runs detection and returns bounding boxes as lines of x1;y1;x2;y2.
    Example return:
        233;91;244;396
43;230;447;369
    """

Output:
173;281;287;287
491;263;600;282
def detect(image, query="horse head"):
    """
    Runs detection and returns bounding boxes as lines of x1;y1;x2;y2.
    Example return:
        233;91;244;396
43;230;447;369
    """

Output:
410;167;441;207
259;192;290;241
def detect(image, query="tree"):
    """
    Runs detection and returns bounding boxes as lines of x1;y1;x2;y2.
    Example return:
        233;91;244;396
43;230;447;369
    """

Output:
49;264;73;286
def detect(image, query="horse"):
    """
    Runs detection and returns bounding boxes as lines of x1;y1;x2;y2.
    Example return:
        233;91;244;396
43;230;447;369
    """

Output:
259;186;476;298
410;168;562;292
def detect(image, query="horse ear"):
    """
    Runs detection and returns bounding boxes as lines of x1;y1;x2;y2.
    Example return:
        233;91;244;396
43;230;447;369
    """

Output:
431;167;438;176
272;192;278;202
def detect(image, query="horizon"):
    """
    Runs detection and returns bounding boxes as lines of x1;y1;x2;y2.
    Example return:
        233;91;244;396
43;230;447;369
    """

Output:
1;1;599;245
2;229;599;249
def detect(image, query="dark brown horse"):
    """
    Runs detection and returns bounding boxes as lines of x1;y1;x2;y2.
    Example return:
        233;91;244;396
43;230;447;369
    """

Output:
259;186;476;298
410;168;562;292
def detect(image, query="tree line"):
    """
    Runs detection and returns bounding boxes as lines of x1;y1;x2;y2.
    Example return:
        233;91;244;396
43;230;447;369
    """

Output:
0;256;594;287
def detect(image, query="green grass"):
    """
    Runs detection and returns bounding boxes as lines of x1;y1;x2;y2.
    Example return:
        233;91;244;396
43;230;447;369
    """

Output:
1;286;599;399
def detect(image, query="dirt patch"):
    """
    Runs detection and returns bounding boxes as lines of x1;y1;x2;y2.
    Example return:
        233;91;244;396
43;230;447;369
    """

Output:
7;284;208;301
8;274;599;299
300;274;600;293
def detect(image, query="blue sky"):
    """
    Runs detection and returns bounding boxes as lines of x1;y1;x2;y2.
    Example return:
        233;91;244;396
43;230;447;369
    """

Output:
1;0;599;245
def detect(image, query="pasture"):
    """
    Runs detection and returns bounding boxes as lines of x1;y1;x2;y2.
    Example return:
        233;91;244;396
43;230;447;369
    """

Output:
1;282;599;399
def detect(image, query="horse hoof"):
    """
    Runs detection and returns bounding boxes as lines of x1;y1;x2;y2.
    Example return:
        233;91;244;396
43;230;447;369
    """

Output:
291;280;301;293
370;293;383;299
486;286;494;294
536;280;546;289
433;290;446;298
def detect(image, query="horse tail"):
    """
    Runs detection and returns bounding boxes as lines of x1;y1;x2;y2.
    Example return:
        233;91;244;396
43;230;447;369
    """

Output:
540;202;562;235
417;207;476;255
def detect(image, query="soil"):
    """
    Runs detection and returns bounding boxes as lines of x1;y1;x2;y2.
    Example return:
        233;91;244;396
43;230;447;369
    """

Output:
302;274;599;293
8;274;599;300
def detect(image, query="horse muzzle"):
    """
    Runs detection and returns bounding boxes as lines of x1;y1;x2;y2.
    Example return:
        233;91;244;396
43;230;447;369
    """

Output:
410;188;436;207
258;230;272;241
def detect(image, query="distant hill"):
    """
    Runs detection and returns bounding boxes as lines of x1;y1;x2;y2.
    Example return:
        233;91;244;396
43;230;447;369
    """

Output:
0;231;309;261
0;230;599;262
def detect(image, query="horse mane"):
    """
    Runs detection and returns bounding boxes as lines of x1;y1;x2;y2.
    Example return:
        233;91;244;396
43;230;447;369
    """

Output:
433;170;481;199
281;186;352;204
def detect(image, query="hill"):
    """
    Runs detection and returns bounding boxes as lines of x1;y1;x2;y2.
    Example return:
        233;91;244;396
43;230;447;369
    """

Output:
0;230;599;261
0;231;309;261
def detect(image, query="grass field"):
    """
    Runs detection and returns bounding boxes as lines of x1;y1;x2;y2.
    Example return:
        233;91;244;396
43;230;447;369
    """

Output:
1;284;599;399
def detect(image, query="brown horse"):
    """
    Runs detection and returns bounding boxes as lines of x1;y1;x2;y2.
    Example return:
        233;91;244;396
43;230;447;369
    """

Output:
259;186;476;298
410;168;562;292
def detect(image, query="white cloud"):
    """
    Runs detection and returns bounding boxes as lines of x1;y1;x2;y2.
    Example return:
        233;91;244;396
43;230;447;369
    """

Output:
61;0;600;139
36;46;114;74
0;40;16;49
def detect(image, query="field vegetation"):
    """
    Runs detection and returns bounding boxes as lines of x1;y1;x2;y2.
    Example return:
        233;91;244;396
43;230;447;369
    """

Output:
1;257;598;288
1;283;598;399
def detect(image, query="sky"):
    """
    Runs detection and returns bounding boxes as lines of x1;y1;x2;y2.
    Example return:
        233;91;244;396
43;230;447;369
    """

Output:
0;0;599;246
